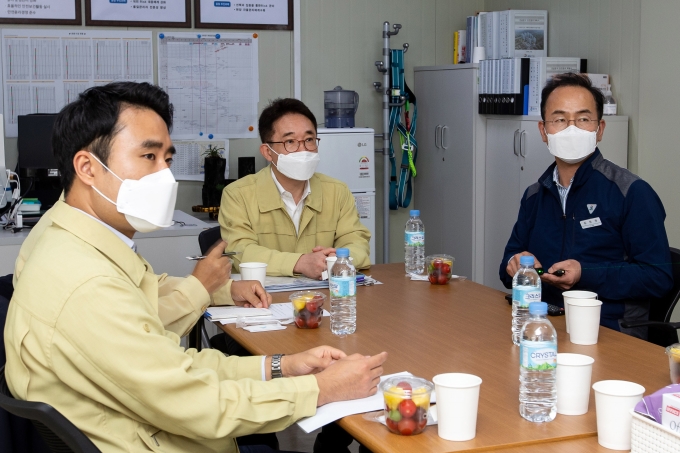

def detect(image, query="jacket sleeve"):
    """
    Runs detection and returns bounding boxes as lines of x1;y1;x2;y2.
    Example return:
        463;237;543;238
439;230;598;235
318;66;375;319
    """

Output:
333;185;371;269
220;185;302;276
499;188;534;289
156;275;234;337
578;180;673;301
51;276;319;440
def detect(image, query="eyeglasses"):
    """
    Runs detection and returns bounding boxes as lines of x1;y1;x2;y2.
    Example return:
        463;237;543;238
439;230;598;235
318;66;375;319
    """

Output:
543;118;601;133
267;137;321;153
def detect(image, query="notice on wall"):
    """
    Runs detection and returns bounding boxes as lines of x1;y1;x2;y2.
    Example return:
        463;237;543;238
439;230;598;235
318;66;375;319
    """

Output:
171;140;229;181
157;32;259;140
1;29;153;137
354;195;372;220
198;0;289;27
0;0;77;20
89;0;186;24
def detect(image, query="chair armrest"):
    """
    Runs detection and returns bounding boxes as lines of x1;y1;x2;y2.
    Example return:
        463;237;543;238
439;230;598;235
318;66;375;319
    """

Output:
620;320;680;329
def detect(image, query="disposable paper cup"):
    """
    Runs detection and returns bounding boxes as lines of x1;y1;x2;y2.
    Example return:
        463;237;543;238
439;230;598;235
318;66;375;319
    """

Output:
325;256;353;278
592;380;645;450
563;290;598;334
568;298;603;345
433;373;482;441
239;262;267;287
556;353;595;415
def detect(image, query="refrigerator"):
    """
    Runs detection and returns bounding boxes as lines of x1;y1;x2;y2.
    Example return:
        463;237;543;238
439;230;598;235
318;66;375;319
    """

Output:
315;127;376;264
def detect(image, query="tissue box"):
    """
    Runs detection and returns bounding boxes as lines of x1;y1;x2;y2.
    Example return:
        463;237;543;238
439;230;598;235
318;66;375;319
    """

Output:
662;393;680;433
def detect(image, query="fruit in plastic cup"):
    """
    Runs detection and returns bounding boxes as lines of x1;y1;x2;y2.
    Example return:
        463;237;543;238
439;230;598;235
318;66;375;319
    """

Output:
380;376;433;436
666;343;680;384
290;291;325;329
426;254;455;285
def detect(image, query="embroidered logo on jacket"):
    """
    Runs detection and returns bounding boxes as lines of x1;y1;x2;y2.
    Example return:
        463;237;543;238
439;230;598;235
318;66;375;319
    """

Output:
587;204;597;214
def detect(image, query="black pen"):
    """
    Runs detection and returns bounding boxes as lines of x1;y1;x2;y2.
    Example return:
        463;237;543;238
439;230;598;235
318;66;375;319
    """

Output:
535;268;566;277
186;252;239;261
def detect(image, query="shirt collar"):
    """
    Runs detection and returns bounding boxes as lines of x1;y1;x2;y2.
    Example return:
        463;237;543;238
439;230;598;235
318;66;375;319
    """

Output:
72;207;137;252
552;166;574;190
270;167;311;202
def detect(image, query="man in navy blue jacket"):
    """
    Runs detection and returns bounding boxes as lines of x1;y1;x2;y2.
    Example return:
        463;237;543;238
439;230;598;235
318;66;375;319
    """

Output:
500;73;672;338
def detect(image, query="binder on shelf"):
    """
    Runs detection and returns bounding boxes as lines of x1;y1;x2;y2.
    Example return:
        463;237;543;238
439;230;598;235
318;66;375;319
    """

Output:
479;58;530;115
502;10;548;58
528;57;587;116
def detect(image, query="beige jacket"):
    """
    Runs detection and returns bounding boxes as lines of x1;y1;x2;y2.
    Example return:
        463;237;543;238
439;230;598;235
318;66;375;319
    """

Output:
220;167;371;276
4;201;319;452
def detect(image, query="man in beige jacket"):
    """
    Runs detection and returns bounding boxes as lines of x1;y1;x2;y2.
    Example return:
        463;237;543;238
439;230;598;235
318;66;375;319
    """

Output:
4;82;386;453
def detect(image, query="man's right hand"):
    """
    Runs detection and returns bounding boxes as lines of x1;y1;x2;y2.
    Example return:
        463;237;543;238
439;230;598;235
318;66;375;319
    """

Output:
293;250;331;280
314;352;387;407
506;252;542;277
192;240;232;294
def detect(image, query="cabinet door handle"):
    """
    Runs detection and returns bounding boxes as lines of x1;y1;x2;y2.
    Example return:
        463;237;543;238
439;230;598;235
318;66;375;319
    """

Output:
441;125;450;150
519;130;526;157
513;129;519;156
435;125;442;148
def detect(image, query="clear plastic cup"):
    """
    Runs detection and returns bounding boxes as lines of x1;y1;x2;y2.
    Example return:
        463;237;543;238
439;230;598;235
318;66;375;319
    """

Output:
666;343;680;384
290;291;325;329
381;376;433;436
425;254;455;285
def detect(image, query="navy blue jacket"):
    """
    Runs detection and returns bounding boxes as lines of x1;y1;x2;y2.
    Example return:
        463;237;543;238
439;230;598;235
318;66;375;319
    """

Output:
500;149;673;324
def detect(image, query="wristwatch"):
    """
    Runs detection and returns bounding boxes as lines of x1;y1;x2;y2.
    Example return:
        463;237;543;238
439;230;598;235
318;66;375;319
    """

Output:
271;354;285;379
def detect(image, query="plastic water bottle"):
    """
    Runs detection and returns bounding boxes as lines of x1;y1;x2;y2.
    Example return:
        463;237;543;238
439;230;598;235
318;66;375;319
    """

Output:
329;248;356;337
405;210;425;274
519;302;557;423
603;84;617;115
512;256;541;346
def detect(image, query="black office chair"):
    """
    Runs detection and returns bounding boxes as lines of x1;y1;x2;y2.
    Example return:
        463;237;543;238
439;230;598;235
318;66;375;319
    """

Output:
0;365;101;453
188;226;223;351
621;247;680;347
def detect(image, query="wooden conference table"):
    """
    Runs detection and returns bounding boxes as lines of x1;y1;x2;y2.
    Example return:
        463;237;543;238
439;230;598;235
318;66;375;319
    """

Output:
219;264;670;452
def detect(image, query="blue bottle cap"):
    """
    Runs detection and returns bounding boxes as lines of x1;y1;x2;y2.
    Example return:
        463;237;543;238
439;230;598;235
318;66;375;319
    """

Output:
410;210;420;216
529;302;548;315
519;256;534;266
336;248;349;258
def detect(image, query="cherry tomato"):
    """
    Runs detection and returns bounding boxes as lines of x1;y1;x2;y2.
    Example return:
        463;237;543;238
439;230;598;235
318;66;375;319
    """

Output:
294;317;306;328
441;263;451;274
396;381;413;392
397;417;416;436
306;315;319;329
438;274;449;285
398;399;417;418
428;274;437;284
306;301;318;313
386;417;399;433
433;259;443;269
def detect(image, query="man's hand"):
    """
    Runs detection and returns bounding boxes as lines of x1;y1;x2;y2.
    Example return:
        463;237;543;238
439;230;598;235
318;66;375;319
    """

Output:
281;346;346;377
192;240;231;294
293;250;331;280
506;252;542;277
315;352;388;407
312;246;336;257
541;259;581;290
231;280;272;308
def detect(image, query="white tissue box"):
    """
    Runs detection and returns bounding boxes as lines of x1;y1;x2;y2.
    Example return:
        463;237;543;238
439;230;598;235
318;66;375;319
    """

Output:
661;393;680;433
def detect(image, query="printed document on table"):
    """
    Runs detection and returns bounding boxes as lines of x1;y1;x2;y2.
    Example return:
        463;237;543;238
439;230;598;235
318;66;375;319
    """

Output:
170;140;229;181
1;29;153;137
157;32;259;140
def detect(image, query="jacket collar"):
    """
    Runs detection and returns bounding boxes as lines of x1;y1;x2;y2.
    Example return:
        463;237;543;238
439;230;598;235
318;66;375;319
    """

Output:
256;166;322;213
49;200;146;286
540;148;602;191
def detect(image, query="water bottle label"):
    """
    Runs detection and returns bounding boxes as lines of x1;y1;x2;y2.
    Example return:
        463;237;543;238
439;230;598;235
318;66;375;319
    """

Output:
520;340;557;370
330;276;356;297
405;232;424;246
512;286;541;308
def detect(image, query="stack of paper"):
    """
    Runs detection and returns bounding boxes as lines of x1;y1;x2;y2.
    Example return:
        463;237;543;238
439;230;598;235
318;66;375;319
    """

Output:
232;274;370;293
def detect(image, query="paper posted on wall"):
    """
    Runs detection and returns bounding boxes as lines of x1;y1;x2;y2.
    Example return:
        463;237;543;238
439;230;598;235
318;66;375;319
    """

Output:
170;140;229;181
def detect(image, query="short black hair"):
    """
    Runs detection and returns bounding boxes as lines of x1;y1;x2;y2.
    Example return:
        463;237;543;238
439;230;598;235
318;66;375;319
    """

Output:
258;98;317;143
540;72;605;120
53;81;173;194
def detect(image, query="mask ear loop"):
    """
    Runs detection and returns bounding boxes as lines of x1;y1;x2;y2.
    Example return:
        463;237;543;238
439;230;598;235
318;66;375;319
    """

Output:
266;143;282;170
88;152;124;206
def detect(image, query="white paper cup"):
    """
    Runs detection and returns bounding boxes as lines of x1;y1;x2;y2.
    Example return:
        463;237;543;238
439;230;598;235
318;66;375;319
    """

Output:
556;353;595;415
239;262;267;287
592;380;645;450
568;298;603;345
326;256;337;276
563;290;598;334
433;373;482;441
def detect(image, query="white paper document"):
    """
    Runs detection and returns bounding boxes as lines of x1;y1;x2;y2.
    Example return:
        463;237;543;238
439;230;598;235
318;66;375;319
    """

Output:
205;306;271;320
296;372;436;433
170;140;229;181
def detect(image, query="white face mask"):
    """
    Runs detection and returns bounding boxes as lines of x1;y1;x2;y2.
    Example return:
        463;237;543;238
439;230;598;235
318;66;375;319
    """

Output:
267;144;320;181
546;125;598;164
89;153;179;233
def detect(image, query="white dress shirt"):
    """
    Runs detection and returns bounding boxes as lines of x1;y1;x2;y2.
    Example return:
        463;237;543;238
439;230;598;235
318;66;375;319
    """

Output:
553;166;574;215
271;168;311;235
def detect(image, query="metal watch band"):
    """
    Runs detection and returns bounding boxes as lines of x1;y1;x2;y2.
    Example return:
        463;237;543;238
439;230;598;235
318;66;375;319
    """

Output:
271;354;284;379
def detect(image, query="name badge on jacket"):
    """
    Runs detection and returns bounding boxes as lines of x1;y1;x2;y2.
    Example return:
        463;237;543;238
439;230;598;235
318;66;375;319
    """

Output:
580;217;602;229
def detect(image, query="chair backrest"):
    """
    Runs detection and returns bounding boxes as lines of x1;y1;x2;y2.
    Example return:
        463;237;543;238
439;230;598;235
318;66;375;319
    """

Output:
198;226;222;255
0;365;101;453
647;247;680;346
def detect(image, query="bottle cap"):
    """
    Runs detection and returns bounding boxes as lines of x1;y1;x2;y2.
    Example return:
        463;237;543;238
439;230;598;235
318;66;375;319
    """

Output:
519;255;534;266
529;302;548;315
410;210;420;216
336;248;349;258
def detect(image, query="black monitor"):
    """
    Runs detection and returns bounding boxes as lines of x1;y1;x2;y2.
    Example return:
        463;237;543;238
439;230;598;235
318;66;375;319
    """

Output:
17;114;61;209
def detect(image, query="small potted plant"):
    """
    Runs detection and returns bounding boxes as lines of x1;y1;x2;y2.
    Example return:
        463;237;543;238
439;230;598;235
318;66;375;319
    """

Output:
202;145;226;207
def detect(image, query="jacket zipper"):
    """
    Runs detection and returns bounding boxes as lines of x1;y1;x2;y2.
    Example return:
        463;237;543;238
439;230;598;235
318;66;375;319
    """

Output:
571;213;576;255
560;214;567;259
